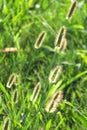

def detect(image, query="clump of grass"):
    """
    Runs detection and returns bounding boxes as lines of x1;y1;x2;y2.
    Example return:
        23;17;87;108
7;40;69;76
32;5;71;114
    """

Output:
0;0;87;129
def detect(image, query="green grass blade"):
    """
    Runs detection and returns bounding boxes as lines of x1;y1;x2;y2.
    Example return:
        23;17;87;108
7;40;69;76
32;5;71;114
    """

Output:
59;70;87;90
0;82;10;99
45;79;63;102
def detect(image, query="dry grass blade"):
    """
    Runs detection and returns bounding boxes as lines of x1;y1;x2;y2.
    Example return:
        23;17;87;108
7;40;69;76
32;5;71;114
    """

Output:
45;91;63;113
49;65;62;83
0;47;18;52
2;117;11;130
30;82;41;102
66;0;78;20
34;31;47;49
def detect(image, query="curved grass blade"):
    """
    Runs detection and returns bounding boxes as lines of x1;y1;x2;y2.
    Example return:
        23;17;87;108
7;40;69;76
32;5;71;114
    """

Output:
59;70;87;90
45;79;63;102
65;101;87;128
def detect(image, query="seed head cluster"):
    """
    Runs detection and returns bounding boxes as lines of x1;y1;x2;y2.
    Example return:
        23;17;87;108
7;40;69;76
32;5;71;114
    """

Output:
1;1;78;128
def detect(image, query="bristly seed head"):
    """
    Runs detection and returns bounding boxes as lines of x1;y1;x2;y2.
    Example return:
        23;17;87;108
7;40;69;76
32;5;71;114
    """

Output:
0;47;18;53
12;89;18;104
49;65;62;83
2;117;11;130
45;91;63;113
6;73;19;88
66;0;78;20
38;127;44;130
54;26;66;47
34;31;47;49
30;82;41;102
55;38;67;51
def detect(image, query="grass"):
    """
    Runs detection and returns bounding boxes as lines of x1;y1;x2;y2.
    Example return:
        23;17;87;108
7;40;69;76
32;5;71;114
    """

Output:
0;0;87;130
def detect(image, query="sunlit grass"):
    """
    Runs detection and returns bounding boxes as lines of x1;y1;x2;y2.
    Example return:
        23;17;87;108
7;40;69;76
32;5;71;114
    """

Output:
0;0;87;130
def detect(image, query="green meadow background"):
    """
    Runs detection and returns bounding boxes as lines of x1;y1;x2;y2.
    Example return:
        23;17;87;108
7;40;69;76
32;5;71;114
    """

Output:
0;0;87;130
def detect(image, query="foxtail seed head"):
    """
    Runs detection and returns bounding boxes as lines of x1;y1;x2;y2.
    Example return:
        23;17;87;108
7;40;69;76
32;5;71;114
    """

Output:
45;91;63;113
66;0;78;20
34;31;47;49
54;26;66;47
49;65;62;83
38;127;44;130
30;82;41;102
6;74;19;88
2;117;11;130
55;38;67;51
12;89;18;104
0;47;18;53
